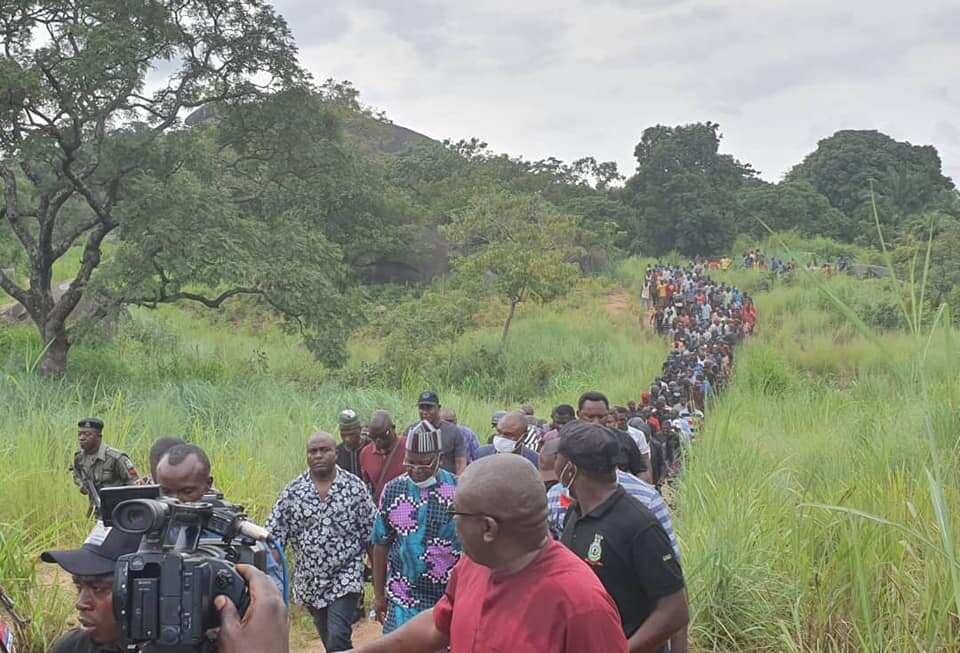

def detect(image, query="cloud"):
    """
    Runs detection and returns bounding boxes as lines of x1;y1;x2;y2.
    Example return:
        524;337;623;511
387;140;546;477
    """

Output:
273;0;960;184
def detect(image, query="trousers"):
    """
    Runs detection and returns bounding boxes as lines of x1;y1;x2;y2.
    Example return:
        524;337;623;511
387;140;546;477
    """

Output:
308;592;360;653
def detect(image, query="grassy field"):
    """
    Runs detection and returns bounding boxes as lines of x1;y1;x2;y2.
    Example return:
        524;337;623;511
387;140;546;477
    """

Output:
2;259;958;652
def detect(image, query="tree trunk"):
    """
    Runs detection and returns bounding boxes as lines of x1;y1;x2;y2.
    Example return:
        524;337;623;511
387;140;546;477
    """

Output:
501;297;520;344
38;321;70;377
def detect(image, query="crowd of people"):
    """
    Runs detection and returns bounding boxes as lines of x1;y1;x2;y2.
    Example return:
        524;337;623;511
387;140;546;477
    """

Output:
43;262;756;653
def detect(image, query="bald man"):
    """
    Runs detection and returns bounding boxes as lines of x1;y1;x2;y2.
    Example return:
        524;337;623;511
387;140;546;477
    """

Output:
473;411;540;467
266;432;376;652
360;410;407;501
348;455;628;653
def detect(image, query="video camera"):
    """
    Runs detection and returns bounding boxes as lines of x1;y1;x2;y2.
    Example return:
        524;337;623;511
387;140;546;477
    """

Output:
101;486;271;652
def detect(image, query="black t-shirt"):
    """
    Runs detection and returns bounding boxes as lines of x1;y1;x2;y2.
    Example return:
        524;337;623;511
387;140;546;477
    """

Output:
49;629;122;653
561;487;684;641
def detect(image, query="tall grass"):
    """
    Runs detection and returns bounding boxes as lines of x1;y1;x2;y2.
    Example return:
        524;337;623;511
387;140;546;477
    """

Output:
2;255;958;652
0;284;665;652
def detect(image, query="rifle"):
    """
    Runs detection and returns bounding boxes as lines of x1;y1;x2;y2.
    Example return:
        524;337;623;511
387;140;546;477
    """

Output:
72;464;102;517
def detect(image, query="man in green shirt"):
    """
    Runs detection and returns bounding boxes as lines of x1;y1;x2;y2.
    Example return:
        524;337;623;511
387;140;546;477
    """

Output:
70;418;139;517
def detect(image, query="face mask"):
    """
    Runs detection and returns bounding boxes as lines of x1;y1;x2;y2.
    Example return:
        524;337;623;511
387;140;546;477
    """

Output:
412;476;438;489
493;436;517;454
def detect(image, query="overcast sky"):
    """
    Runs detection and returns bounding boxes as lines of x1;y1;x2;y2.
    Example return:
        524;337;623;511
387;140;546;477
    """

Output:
271;0;960;184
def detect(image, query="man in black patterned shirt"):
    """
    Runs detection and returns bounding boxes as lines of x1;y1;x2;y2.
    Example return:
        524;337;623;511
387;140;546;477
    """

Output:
266;432;376;652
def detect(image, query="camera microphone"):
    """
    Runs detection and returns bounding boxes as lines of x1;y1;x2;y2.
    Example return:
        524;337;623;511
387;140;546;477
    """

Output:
236;519;271;543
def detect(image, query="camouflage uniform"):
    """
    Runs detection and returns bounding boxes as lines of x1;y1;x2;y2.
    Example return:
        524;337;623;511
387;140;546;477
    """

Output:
71;442;139;514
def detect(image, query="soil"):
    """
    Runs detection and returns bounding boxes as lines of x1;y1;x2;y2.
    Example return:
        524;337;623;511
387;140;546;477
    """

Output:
292;619;383;652
602;288;631;318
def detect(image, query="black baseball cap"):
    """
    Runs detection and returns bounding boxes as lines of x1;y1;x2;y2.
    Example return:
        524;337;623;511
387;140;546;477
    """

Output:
78;418;104;431
417;391;440;406
557;421;625;473
41;523;142;576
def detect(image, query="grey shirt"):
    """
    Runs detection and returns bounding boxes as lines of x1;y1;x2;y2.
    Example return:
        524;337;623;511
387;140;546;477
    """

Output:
437;421;466;473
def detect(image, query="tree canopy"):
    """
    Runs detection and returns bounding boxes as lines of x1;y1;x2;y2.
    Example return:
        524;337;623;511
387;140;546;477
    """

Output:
623;122;757;256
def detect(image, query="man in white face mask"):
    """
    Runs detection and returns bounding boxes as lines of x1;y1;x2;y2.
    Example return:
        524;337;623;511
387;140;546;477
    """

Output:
370;421;462;635
474;411;540;467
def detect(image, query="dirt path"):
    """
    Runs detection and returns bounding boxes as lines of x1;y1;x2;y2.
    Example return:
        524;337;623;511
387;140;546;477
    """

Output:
292;619;382;652
603;288;631;318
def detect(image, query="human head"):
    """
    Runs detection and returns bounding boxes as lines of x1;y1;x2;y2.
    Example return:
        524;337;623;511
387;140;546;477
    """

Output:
77;418;104;455
404;421;441;484
496;411;528;442
519;404;535;417
550;404;575;430
307;432;337;477
538;437;561;483
367;410;397;452
439;408;458;425
627;400;637;412
148;436;186;480
156;443;213;503
603;411;619;428
613;406;629;431
453;455;548;569
338;409;363;450
577;391;610;424
555;421;620;500
41;523;142;646
416;390;441;426
490;410;507;429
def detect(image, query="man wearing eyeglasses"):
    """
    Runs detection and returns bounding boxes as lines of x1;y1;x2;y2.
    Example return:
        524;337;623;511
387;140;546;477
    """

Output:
370;421;461;636
348;454;628;653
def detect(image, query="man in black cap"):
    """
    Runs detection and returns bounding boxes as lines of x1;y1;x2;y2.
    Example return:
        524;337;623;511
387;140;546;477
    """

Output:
71;419;139;517
414;391;466;475
41;523;143;653
336;409;369;479
556;421;688;653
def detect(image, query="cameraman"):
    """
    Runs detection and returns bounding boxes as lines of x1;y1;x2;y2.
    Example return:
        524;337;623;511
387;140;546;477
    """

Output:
41;523;290;653
41;523;142;653
153;444;285;591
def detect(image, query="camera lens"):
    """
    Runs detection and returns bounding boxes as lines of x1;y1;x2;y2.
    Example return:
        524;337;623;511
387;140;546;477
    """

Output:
113;499;169;534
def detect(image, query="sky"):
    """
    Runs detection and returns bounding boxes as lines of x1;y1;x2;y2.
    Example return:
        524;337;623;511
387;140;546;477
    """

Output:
271;0;960;184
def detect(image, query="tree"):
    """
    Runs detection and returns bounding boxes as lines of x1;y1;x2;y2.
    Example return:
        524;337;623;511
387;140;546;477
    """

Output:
736;180;850;240
624;122;756;256
786;130;955;237
442;192;582;343
0;1;333;375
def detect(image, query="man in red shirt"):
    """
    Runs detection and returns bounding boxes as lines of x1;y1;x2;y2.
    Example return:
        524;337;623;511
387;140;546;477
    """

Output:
360;410;406;501
347;455;627;653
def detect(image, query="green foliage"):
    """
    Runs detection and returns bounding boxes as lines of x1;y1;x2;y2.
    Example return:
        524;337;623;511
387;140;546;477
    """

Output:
786;130;956;242
442;192;583;341
624;122;757;256
737;180;850;240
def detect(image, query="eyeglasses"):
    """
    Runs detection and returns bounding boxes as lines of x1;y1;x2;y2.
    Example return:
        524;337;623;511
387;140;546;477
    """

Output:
448;508;500;522
402;459;438;473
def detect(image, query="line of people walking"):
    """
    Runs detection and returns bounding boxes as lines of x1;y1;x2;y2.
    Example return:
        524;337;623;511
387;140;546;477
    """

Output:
48;261;756;653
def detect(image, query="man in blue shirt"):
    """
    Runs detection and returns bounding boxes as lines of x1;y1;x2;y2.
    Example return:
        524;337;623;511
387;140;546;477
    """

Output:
370;421;461;633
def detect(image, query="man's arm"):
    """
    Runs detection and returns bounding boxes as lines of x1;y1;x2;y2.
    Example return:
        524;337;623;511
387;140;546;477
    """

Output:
349;609;448;653
371;543;389;623
627;589;688;653
669;624;689;653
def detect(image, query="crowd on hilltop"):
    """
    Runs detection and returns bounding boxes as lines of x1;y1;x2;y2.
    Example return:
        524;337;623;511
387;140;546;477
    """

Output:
44;260;756;653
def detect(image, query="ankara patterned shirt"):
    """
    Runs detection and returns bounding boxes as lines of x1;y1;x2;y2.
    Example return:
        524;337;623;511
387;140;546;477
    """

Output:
370;469;461;633
265;466;376;609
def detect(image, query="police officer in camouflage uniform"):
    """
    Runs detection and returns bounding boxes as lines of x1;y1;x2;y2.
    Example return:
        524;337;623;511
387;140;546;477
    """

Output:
70;418;139;517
